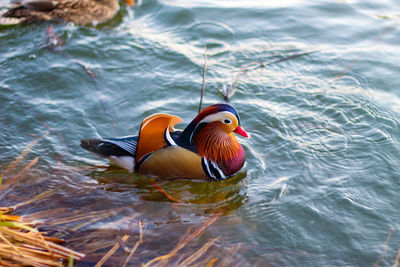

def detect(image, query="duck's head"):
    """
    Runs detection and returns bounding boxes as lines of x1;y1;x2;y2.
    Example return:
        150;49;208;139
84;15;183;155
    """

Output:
192;103;249;138
180;103;249;162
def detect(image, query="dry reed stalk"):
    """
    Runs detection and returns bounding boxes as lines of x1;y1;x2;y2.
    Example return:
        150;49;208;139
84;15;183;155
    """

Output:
199;44;208;113
178;236;220;266
12;188;58;210
0;259;22;267
217;50;319;101
0;214;22;221
144;212;222;267
0;249;55;267
0;207;14;213
52;163;108;173
22;234;64;244
169;212;222;255
142;254;174;267
68;212;119;232
205;258;218;267
1;157;39;191
95;234;130;267
49;208;124;226
394;248;400;267
373;229;393;267
0;245;61;266
215;243;242;266
3;131;49;176
0;232;24;257
122;220;143;267
23;208;66;221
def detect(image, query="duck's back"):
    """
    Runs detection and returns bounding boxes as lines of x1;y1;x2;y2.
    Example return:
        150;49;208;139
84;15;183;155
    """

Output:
2;0;119;24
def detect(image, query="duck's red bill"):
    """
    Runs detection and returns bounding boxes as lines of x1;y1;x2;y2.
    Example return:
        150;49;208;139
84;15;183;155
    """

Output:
234;126;250;138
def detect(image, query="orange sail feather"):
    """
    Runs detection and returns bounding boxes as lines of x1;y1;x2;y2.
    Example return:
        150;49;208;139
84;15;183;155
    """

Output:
135;114;182;164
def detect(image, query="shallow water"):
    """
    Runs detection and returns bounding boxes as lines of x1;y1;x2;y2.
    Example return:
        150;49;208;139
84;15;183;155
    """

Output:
1;0;400;266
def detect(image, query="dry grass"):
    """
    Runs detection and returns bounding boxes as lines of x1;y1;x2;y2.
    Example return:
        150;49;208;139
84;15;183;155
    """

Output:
2;123;398;266
2;127;399;267
0;135;84;266
0;135;239;266
0;191;228;266
0;208;84;266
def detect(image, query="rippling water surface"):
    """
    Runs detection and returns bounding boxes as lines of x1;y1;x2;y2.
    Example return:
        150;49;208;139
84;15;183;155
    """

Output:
1;0;400;266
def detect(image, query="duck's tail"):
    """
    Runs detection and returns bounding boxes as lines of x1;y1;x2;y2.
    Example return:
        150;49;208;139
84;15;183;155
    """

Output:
80;136;138;172
0;10;24;25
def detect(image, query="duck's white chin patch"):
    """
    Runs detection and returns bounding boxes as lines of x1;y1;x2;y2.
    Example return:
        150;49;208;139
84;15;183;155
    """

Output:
109;156;135;173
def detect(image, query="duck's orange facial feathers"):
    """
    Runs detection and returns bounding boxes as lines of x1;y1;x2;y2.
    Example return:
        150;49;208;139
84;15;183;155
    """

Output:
195;122;242;164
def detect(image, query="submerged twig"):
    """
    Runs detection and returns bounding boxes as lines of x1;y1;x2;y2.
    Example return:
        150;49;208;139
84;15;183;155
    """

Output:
4;88;51;131
142;254;174;267
217;49;319;101
75;60;117;134
152;181;181;203
144;212;222;266
170;213;221;255
335;23;396;80
178;236;220;266
95;235;130;267
43;27;117;134
49;208;126;227
372;228;393;267
199;44;208;113
12;188;58;210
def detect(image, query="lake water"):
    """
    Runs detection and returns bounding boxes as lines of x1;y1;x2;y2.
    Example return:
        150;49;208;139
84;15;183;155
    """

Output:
1;0;400;266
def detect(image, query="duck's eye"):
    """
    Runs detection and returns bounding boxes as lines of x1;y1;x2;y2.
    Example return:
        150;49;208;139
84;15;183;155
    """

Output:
224;119;232;124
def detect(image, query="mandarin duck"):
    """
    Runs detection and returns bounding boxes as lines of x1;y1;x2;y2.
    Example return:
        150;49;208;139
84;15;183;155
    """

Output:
0;0;134;25
80;103;249;180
